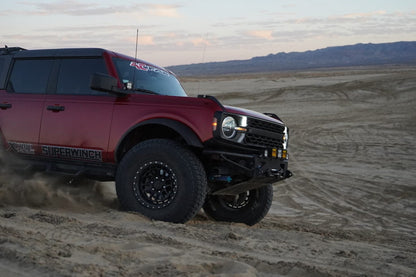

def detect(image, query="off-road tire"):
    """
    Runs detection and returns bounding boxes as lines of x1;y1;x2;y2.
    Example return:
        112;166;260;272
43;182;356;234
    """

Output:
115;139;207;223
0;136;8;166
203;184;273;226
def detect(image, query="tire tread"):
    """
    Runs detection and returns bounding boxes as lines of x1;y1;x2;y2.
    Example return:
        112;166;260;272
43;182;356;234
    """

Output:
116;139;206;223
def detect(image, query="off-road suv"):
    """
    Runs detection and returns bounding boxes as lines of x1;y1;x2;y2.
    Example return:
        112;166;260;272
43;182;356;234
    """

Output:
0;46;291;225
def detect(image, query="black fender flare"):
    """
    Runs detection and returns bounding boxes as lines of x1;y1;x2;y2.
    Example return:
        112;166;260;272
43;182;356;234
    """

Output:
115;118;204;161
141;118;203;147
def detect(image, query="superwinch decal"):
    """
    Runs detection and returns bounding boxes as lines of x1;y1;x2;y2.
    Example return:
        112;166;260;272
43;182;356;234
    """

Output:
41;145;102;161
129;62;169;76
8;142;35;155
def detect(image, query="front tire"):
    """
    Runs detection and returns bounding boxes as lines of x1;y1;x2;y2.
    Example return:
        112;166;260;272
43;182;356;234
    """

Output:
116;139;207;223
203;184;273;226
0;135;6;165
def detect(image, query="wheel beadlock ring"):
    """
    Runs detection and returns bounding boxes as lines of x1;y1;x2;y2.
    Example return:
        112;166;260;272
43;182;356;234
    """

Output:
132;161;178;209
221;191;251;209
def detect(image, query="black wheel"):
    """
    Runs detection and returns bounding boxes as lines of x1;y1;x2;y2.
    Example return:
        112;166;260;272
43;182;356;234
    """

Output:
115;139;207;223
203;184;273;226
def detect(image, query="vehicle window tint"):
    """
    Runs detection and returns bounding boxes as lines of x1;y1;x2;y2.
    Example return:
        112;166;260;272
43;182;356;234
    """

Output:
7;59;53;94
56;58;107;95
113;58;187;97
0;58;5;89
0;58;4;76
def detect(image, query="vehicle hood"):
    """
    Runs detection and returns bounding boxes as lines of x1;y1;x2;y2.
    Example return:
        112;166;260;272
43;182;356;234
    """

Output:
224;105;285;125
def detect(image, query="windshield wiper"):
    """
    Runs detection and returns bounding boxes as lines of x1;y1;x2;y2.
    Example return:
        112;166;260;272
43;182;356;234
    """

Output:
131;88;159;95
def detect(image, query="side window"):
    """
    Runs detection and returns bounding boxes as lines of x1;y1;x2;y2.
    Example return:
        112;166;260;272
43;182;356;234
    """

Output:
56;58;108;95
7;59;54;94
0;57;5;89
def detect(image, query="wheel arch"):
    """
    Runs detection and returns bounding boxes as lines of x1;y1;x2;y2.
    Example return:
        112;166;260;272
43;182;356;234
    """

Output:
115;118;203;162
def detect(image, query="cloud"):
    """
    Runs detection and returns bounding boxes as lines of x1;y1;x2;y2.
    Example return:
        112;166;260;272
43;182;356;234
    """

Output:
139;35;155;45
146;4;181;18
247;30;273;40
191;37;211;47
341;10;387;19
17;1;182;17
22;0;117;16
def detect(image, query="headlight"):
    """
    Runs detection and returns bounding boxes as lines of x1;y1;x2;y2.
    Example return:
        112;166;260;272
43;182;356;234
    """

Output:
221;116;237;138
283;127;288;149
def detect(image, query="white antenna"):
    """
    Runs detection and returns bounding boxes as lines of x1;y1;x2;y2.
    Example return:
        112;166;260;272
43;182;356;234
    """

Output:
132;28;139;89
201;34;208;64
197;33;208;95
134;28;139;61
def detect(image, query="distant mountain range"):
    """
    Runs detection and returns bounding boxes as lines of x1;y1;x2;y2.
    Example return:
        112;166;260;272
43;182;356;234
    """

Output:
167;41;416;76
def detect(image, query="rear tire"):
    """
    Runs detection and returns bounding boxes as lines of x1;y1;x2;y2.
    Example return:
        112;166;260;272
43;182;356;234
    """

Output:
115;139;207;223
203;184;273;226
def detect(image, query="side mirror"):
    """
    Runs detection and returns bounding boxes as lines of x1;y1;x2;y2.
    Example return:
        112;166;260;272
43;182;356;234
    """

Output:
90;73;126;95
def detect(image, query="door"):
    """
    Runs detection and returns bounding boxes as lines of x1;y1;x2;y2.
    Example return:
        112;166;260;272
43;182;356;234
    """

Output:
0;59;53;155
39;58;115;163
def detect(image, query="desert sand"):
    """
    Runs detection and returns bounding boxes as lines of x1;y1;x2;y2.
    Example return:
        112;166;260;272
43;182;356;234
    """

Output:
1;66;415;276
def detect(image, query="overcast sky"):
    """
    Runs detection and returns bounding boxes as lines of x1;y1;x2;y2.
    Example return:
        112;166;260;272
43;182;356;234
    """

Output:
1;0;415;66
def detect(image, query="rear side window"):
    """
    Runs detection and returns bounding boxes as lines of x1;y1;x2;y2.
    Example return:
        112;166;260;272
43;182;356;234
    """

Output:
0;58;4;77
0;57;5;89
56;58;107;95
7;59;54;94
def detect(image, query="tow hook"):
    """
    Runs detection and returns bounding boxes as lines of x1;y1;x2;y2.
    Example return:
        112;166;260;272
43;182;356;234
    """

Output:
268;168;284;177
267;168;293;178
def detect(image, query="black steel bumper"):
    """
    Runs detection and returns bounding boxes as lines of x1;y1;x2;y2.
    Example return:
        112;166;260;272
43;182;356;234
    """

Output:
203;149;292;195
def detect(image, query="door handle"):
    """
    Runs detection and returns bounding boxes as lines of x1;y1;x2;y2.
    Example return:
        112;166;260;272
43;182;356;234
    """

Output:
0;103;12;110
47;105;65;112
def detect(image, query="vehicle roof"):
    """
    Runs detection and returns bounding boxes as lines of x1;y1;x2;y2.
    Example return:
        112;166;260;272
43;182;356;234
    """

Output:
0;47;175;88
0;47;25;56
9;47;172;73
12;48;108;58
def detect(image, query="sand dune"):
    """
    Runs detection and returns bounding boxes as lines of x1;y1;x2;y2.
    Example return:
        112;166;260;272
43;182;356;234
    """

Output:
1;66;415;276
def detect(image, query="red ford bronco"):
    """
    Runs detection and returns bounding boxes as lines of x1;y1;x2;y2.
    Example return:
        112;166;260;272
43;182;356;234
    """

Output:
0;46;291;225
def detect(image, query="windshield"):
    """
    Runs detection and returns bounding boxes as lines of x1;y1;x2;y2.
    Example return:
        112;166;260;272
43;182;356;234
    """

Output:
113;58;187;97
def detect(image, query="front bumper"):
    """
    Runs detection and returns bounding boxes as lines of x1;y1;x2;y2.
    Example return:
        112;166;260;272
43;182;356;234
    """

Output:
203;149;292;195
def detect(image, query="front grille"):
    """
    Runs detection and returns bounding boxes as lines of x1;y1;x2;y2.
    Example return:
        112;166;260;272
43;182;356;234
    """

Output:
247;118;285;133
245;134;282;148
244;118;285;148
